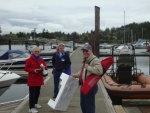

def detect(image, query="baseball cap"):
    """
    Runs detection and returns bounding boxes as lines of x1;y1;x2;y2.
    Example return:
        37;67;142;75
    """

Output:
81;44;92;50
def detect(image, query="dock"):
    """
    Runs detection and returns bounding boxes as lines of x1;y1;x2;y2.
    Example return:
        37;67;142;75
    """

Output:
1;47;150;113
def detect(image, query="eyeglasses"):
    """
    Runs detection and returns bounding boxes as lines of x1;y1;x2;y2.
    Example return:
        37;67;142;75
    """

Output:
34;51;40;53
82;50;88;52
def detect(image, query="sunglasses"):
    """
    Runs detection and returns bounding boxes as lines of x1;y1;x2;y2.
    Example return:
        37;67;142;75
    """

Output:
82;49;88;52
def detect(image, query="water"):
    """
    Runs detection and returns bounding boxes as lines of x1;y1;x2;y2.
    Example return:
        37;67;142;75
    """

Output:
0;45;150;103
0;45;27;56
0;84;28;103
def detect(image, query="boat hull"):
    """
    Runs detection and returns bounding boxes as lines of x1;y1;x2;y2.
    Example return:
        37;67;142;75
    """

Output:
0;70;20;96
0;86;9;96
101;74;150;99
137;73;150;84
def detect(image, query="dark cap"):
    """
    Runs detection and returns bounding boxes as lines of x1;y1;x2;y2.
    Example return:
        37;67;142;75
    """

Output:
81;44;92;50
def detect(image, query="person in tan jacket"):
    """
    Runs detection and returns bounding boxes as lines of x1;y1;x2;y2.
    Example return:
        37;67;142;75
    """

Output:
72;43;103;113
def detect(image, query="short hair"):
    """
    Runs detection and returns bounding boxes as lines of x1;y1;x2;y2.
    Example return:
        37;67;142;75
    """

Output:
33;47;40;52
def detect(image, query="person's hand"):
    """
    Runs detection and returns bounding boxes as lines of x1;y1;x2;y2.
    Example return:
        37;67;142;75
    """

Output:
40;64;45;69
35;68;43;73
71;74;74;77
41;66;45;69
71;74;78;78
34;69;38;73
84;63;89;68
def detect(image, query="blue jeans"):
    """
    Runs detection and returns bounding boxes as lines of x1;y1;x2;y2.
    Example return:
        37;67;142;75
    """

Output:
80;84;98;113
53;69;62;96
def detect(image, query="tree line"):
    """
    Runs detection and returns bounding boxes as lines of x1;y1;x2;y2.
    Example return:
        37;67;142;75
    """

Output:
0;21;150;44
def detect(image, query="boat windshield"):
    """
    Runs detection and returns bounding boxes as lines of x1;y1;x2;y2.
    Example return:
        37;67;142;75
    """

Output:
9;52;30;59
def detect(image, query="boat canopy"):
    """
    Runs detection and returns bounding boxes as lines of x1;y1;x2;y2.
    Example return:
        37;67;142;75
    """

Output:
0;50;27;60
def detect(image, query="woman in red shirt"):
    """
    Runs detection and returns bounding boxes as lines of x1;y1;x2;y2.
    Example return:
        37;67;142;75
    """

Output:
25;47;48;113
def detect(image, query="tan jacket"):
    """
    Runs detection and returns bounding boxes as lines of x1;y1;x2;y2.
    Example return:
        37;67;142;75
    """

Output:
74;53;103;82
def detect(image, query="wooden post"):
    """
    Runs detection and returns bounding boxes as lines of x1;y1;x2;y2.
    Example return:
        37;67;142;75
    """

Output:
43;41;45;50
36;41;40;47
51;42;52;49
94;6;100;57
89;31;95;51
8;40;11;50
73;34;76;51
25;41;28;50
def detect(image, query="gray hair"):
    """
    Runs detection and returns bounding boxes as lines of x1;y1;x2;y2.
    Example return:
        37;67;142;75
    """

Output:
33;47;40;52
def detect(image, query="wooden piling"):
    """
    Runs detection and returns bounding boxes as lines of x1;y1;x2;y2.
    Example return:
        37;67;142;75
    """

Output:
25;41;28;50
89;6;100;57
94;6;100;57
8;40;11;50
42;41;45;50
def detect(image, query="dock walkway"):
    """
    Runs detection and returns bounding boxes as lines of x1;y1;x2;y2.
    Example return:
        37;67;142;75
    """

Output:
11;47;116;113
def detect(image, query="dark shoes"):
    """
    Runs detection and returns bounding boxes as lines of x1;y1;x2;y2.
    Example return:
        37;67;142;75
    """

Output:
53;94;57;98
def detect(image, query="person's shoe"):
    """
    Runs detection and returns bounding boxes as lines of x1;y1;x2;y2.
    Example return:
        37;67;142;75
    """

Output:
53;95;57;98
29;108;38;113
35;104;42;108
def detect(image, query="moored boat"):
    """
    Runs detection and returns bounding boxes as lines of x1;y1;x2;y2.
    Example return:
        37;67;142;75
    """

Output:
113;44;131;54
101;73;150;99
0;64;20;96
101;44;150;104
0;50;52;69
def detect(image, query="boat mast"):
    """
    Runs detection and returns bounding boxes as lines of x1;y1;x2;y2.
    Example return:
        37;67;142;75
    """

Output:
124;11;125;44
0;25;1;35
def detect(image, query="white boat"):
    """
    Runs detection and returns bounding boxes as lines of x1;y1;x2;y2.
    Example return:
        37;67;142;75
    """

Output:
99;43;113;49
0;50;52;69
112;44;132;54
133;39;150;49
0;61;20;96
135;42;150;49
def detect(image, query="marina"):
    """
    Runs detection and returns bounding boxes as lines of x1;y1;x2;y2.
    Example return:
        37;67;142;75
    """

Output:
0;47;150;113
0;1;149;112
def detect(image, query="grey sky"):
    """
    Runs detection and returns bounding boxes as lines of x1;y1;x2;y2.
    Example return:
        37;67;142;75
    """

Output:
0;0;149;34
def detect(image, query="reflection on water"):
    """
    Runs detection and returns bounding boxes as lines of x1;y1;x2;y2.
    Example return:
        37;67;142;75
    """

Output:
136;57;150;75
0;84;28;103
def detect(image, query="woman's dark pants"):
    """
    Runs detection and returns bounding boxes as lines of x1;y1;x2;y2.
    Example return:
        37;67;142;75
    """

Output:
29;86;41;109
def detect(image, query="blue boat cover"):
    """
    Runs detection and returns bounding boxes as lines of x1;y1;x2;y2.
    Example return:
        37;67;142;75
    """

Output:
0;50;25;60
